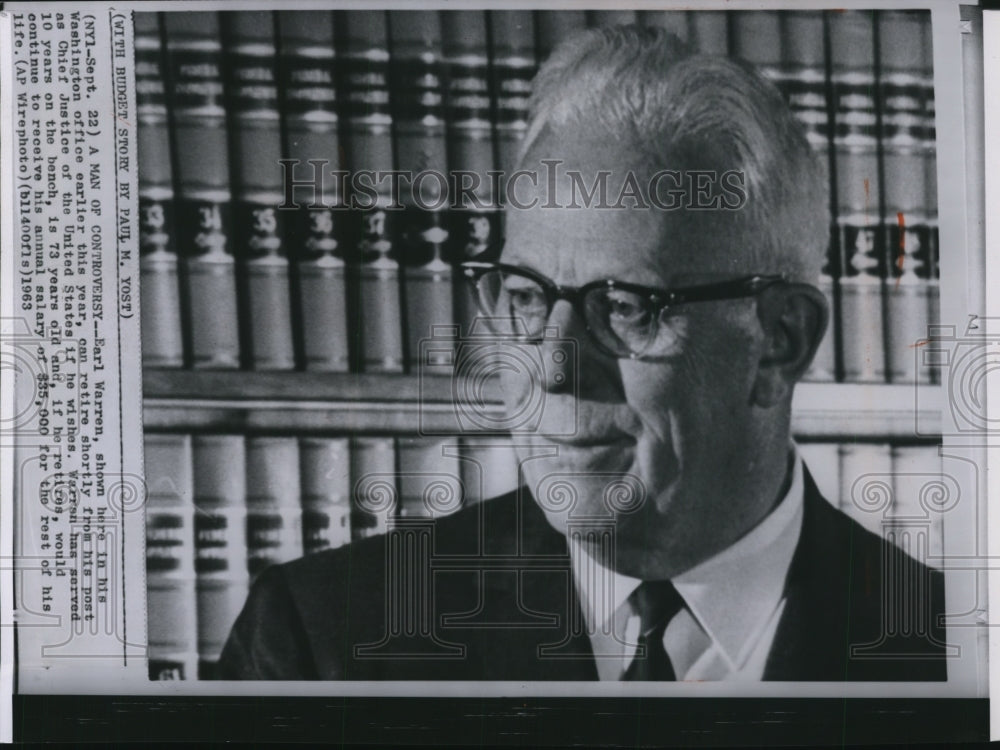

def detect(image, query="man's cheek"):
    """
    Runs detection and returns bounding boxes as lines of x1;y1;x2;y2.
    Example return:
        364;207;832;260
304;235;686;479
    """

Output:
635;430;679;496
617;366;676;436
499;368;532;410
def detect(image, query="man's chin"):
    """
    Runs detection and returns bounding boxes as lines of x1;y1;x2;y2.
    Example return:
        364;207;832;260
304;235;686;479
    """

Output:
530;478;657;543
517;436;650;527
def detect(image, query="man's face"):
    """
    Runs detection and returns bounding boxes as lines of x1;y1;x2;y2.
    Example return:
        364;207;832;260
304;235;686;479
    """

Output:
499;136;776;578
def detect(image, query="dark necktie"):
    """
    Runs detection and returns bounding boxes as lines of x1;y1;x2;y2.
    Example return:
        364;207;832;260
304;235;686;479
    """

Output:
622;580;685;681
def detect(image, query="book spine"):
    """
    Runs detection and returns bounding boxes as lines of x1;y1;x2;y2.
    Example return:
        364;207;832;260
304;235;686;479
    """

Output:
730;11;783;86
351;437;398;539
136;13;184;368
890;444;944;565
442;12;502;337
223;12;296;371
784;11;838;382
245;437;303;577
587;11;638;28
490;11;537;176
338;11;405;373
191;435;248;678
144;434;197;680
535;11;587;60
638;11;690;42
796;441;840;505
878;11;933;385
921;13;940;384
688;11;729;55
278;11;350;373
389;11;454;371
829;11;885;383
163;13;241;369
298;437;352;553
398;437;464;518
837;442;893;539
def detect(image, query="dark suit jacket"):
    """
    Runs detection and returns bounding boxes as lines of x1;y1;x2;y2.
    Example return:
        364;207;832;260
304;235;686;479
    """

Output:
216;470;948;680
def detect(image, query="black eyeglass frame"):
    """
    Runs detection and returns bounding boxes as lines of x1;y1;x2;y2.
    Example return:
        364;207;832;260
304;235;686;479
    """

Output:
460;261;787;359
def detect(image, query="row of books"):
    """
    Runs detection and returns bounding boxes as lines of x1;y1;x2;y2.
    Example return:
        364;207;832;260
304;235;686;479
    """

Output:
146;431;945;680
137;9;939;384
144;432;519;680
732;11;940;386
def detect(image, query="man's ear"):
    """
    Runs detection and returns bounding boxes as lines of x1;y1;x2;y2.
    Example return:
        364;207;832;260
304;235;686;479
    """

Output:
751;283;829;408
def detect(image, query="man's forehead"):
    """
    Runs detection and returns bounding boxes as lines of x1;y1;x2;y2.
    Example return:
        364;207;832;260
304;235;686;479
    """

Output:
503;208;749;288
504;162;750;283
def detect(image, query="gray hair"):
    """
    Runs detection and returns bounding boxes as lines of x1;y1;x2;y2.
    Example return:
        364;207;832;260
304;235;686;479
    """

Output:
521;25;830;283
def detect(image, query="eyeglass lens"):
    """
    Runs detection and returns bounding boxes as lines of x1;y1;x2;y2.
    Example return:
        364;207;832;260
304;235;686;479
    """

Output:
473;269;660;357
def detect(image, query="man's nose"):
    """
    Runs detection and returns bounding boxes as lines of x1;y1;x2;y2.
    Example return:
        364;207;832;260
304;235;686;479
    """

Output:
536;299;602;394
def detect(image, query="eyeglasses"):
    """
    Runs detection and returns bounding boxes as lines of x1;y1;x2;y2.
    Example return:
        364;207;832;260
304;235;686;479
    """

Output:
461;261;786;360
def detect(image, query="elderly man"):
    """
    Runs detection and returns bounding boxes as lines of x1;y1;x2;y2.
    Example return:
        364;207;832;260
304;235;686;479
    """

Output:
217;26;946;681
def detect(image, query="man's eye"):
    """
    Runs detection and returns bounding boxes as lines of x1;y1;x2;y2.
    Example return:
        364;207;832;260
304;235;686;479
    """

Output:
607;296;649;324
505;287;545;310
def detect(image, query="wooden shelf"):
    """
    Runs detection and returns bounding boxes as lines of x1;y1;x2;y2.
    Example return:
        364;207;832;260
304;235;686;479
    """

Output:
789;382;942;440
142;370;502;435
142;369;943;439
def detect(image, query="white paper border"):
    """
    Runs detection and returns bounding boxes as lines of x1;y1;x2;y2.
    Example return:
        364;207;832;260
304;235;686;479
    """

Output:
0;0;985;710
983;6;1000;742
0;10;18;746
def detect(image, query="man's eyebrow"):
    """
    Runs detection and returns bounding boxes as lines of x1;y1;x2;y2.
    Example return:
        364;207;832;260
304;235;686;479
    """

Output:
500;257;675;289
591;263;672;289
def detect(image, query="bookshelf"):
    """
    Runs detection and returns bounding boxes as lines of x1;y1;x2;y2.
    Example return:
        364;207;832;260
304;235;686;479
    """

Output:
142;370;942;440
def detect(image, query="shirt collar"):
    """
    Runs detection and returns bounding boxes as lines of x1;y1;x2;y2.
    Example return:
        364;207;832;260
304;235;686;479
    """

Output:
569;444;805;670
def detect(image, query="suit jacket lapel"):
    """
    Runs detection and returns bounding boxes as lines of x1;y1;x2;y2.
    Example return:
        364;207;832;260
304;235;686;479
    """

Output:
421;489;595;680
475;489;597;680
764;469;850;680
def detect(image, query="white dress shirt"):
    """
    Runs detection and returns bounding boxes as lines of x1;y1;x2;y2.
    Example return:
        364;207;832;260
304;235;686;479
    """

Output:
568;446;805;681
